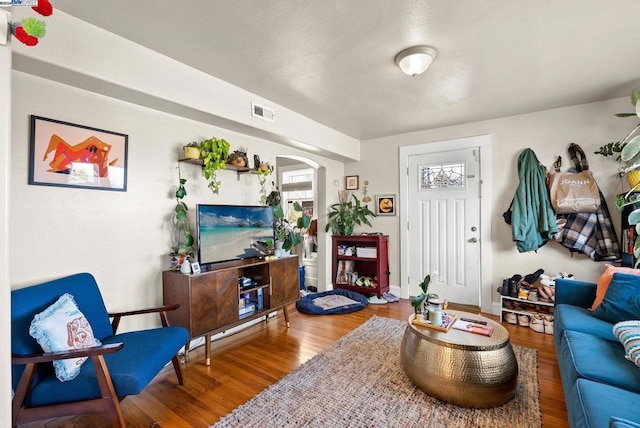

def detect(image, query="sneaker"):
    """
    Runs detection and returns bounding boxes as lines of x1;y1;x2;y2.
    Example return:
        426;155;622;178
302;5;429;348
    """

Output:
382;291;399;302
518;314;530;327
504;312;517;324
543;315;554;335
368;296;387;305
529;314;545;333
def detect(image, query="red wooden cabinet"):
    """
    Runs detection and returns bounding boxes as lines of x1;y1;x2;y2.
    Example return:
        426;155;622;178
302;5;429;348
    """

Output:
332;235;389;298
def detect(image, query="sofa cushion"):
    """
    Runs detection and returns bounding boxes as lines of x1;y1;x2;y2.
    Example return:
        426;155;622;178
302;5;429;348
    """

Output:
591;264;640;310
28;293;101;382
593;273;640;324
554;304;617;349
611;416;640;428
571;379;640;428
558;330;640;395
27;326;188;406
613;320;640;368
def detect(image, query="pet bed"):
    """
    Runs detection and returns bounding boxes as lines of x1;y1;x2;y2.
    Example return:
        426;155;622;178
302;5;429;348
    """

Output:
295;289;368;315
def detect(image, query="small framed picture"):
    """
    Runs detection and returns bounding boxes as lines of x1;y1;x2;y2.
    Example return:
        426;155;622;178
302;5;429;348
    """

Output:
191;262;201;275
346;175;359;190
375;194;396;216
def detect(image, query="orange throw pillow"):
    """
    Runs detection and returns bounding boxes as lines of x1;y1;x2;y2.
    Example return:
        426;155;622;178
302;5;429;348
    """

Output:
591;264;640;310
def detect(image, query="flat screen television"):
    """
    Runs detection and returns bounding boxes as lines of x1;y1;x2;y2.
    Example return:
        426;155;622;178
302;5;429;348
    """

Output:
196;204;275;266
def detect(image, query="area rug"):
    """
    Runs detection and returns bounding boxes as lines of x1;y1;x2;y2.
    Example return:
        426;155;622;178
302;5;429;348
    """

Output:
213;315;541;428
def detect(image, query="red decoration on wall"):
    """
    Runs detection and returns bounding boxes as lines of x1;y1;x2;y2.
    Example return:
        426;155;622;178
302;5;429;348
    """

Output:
32;0;53;17
13;26;38;46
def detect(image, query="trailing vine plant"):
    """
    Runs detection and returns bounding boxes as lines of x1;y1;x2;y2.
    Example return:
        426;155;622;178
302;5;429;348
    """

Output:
172;165;194;259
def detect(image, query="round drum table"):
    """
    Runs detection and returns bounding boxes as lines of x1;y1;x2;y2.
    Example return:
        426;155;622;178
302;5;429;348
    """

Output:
400;310;518;408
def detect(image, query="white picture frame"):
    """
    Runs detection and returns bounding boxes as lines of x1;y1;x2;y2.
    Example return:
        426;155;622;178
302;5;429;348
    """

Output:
191;262;201;274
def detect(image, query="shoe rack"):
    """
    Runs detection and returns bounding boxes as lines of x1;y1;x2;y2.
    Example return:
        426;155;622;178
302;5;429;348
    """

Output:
499;295;554;324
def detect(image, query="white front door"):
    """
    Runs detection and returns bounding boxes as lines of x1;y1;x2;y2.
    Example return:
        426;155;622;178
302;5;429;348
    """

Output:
407;147;481;305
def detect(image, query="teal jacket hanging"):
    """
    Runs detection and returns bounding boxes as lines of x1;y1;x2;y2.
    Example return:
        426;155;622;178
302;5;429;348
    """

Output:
511;148;558;252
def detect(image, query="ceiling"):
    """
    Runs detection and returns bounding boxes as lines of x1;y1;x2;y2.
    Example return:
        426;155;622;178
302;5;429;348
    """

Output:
52;0;640;141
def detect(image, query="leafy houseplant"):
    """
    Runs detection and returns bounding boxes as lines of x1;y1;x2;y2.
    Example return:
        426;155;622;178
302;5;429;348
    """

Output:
325;191;376;235
198;137;230;194
256;163;274;205
410;275;438;315
595;90;640;187
267;186;312;252
171;169;194;263
612;89;640;266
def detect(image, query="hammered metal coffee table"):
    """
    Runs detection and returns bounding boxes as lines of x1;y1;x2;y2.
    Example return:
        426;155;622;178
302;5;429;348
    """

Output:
400;310;518;408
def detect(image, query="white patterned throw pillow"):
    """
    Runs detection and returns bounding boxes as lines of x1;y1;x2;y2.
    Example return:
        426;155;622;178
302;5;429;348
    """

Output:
613;320;640;369
29;293;101;381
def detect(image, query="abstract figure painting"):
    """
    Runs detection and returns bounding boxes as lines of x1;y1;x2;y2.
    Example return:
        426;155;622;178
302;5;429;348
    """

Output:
29;115;128;191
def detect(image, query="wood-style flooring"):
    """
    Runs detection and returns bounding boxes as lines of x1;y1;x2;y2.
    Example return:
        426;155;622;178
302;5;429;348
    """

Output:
19;299;567;427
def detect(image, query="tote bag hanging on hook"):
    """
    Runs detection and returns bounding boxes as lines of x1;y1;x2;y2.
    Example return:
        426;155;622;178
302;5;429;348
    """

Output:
549;145;600;213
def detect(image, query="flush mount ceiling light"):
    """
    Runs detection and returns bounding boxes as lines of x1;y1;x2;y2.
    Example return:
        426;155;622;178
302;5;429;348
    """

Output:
395;46;437;76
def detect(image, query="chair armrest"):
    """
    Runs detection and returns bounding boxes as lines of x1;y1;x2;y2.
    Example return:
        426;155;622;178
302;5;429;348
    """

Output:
555;278;596;308
12;343;123;364
109;304;180;334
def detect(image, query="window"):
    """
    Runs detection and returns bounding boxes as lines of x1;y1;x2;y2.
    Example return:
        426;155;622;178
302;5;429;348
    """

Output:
419;163;465;190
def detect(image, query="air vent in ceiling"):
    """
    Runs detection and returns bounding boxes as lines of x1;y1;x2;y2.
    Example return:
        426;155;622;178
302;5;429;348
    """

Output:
252;102;275;122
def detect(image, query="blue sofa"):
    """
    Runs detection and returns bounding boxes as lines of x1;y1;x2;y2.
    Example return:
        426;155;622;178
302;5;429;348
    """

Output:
554;278;640;428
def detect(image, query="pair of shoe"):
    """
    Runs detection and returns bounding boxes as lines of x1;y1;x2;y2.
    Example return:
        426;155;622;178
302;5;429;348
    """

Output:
518;314;530;327
504;312;517;324
543;315;554;335
529;314;545;333
382;291;399;302
368;295;387;305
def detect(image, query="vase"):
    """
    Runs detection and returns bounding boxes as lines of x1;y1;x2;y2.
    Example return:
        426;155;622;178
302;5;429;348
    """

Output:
180;258;191;274
184;146;200;159
627;171;640;189
275;241;290;258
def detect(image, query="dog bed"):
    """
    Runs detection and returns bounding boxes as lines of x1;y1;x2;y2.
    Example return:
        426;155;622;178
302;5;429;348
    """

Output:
295;289;368;315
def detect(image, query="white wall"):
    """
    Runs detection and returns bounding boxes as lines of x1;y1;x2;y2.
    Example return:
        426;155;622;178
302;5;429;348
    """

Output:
351;97;634;311
1;8;12;426
10;72;344;332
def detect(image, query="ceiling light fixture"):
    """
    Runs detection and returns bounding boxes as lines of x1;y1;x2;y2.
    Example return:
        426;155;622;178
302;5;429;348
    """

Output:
395;46;437;77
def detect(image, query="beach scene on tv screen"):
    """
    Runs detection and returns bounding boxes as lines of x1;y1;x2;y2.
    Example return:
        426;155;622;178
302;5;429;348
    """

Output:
198;205;274;264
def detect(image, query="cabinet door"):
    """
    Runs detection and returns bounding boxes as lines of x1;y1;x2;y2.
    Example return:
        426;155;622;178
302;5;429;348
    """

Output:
270;257;299;308
191;269;238;336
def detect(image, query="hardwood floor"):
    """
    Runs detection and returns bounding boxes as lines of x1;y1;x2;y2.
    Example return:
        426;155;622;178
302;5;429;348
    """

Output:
20;299;567;428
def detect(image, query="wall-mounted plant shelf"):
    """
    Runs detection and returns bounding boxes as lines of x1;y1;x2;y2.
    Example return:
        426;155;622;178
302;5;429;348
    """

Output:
178;158;257;177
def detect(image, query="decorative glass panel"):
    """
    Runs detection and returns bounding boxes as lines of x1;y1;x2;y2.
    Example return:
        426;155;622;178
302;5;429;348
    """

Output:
419;163;465;190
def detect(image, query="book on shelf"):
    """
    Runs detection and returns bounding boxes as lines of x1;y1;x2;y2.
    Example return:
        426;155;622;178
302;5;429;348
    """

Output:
452;319;495;337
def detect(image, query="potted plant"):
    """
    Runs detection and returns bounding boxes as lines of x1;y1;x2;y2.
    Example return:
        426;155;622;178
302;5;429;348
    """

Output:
325;191;376;235
266;186;311;253
410;274;439;315
256;163;274;205
611;89;640;266
183;142;201;159
595;89;640;188
170;168;194;268
198;137;230;194
227;148;249;167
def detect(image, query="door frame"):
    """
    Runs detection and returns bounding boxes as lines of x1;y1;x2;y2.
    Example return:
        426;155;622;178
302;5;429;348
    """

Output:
399;135;493;313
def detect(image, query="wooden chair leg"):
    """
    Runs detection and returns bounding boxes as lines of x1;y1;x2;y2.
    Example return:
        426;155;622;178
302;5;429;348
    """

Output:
92;355;125;428
171;354;185;385
12;363;37;427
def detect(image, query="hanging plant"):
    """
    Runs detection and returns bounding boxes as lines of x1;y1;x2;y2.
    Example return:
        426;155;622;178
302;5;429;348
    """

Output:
198;137;230;194
171;166;194;260
256;163;274;205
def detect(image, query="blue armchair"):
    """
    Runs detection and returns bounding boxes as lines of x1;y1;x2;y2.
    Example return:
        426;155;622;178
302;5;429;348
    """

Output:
11;273;189;427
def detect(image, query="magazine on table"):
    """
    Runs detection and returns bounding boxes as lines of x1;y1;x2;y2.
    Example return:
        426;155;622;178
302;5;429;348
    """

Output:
452;319;495;337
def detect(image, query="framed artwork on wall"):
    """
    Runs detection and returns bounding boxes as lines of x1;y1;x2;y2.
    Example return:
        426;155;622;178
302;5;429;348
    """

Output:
29;115;129;191
346;175;359;190
375;194;396;216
